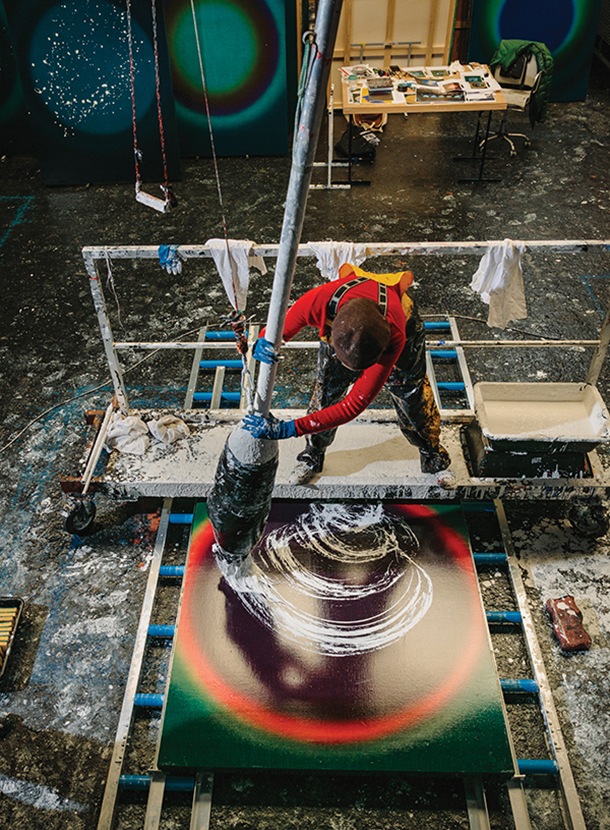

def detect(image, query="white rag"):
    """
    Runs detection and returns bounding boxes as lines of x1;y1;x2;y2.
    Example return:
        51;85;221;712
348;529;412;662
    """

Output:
105;414;150;455
470;239;527;328
307;241;373;281
206;239;267;311
148;415;190;445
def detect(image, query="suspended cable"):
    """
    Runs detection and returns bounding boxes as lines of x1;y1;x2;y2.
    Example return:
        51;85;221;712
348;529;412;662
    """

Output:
189;0;254;397
125;0;175;213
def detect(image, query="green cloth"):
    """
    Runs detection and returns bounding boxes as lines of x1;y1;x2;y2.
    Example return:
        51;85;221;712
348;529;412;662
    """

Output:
490;39;554;127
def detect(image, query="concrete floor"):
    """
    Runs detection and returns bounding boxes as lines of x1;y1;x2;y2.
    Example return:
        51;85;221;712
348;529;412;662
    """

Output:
1;56;610;829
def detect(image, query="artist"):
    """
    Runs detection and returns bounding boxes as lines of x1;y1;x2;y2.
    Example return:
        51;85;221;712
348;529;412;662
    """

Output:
243;263;450;485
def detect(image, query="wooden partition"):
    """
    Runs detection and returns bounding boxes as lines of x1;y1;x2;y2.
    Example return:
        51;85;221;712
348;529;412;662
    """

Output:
332;0;458;105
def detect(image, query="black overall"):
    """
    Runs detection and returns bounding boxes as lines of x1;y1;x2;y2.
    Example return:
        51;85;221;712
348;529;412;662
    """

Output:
297;278;443;471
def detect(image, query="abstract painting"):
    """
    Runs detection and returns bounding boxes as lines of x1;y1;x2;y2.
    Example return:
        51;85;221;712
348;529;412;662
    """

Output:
157;501;514;774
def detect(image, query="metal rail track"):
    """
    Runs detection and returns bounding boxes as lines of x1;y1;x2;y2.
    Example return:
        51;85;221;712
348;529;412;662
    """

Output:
94;497;588;830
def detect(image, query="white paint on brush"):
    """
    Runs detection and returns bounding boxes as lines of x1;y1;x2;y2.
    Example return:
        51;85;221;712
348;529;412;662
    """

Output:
219;504;433;656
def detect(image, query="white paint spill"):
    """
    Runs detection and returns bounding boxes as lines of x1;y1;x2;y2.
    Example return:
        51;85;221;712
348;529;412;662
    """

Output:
219;504;433;656
0;773;86;812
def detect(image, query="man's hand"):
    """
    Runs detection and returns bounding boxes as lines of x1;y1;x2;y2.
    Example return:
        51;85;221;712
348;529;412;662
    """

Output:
242;412;297;440
252;337;279;365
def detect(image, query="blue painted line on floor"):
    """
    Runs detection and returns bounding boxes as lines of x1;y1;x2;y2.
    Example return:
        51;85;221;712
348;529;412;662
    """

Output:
0;195;34;252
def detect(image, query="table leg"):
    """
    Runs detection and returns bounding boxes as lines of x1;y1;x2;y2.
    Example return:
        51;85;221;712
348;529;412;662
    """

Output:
455;110;501;183
340;114;371;188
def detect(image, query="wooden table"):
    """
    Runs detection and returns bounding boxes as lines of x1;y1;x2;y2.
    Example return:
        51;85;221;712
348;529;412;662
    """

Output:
339;64;507;184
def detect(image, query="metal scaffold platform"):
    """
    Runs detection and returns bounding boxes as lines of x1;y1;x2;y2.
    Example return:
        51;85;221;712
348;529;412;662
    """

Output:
70;239;610;829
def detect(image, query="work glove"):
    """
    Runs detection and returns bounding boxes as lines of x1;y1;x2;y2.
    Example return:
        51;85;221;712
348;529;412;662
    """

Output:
158;244;182;275
252;336;279;364
242;412;297;440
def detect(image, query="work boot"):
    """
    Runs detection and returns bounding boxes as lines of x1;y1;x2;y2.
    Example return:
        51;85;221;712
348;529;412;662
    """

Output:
419;445;451;474
288;448;325;485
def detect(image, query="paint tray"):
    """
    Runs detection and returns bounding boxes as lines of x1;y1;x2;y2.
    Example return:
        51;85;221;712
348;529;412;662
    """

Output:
473;382;610;454
0;597;23;678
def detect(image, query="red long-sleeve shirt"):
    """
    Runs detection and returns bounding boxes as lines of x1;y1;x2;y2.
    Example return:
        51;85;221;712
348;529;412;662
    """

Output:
265;268;412;436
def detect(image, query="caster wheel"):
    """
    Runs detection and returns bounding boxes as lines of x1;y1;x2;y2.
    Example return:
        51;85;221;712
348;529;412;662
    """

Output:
65;500;97;535
568;502;609;538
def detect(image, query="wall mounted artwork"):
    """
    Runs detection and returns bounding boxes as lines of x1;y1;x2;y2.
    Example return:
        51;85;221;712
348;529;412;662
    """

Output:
162;0;291;156
2;0;181;185
468;0;602;101
157;501;515;775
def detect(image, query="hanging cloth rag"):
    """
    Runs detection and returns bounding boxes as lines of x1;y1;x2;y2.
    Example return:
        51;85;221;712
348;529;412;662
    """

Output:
308;241;395;281
206;239;267;311
470;239;527;329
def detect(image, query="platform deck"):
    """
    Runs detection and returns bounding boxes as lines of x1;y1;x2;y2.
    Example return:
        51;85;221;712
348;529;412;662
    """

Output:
96;412;610;502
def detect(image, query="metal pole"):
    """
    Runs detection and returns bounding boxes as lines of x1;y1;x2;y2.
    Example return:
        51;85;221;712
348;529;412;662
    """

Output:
254;0;345;417
83;251;130;415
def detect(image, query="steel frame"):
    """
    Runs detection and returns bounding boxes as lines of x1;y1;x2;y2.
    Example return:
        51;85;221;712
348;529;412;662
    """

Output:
83;238;610;419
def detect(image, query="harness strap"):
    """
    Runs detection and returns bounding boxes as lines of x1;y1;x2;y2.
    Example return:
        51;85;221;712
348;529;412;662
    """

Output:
327;277;388;320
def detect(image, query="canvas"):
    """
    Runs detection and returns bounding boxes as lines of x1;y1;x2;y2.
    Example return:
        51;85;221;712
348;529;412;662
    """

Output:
157;501;515;775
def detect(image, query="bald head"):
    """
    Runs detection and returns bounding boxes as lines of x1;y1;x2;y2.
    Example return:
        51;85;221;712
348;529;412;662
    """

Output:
331;298;391;371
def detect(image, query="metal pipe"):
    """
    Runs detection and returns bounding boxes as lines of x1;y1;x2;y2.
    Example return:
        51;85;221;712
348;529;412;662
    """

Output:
112;338;602;351
254;0;345;417
83;253;129;415
82;239;610;260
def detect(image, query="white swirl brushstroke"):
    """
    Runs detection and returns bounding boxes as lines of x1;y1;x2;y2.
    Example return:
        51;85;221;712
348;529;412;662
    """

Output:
218;504;433;657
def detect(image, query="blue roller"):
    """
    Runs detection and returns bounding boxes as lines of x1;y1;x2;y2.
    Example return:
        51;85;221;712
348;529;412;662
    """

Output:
430;350;458;359
159;565;185;577
436;382;465;391
119;775;196;791
486;611;522;624
148;624;175;638
517;759;558;775
192;392;241;402
500;679;539;693
169;514;194;525
134;693;164;708
424;321;451;330
199;360;243;369
204;331;239;340
473;552;508;565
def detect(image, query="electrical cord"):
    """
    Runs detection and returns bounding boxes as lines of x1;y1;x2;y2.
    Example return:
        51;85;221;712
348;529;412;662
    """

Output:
0;323;216;456
421;313;565;341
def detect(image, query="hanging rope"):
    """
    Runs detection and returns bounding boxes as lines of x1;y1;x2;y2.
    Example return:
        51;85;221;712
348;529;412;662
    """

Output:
293;30;320;152
150;0;177;208
104;250;124;331
189;0;239;304
189;0;254;399
125;0;175;213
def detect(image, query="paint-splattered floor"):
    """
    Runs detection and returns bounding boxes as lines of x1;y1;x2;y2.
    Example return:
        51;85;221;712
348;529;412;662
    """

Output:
1;57;610;829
